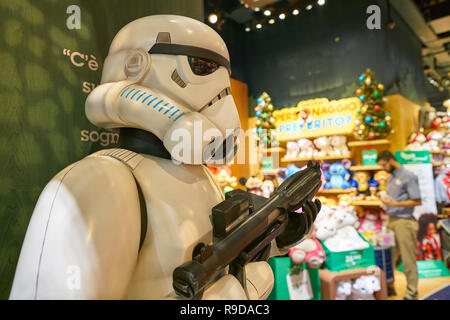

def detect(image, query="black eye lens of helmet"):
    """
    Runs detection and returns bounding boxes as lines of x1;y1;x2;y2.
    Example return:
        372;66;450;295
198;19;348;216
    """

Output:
188;56;219;76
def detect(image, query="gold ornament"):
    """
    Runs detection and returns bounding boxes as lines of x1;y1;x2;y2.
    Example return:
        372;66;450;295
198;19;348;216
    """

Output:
268;104;274;111
359;124;365;130
378;84;384;91
362;106;368;113
385;116;391;121
358;130;363;135
355;119;360;125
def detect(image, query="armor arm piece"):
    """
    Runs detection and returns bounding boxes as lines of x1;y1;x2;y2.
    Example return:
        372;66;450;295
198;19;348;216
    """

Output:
9;156;141;299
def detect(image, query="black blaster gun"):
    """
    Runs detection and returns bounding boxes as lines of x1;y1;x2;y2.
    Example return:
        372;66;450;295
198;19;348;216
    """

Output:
172;161;322;299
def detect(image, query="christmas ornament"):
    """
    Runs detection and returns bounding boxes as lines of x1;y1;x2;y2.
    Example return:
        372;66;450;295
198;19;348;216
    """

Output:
378;84;384;91
257;128;263;134
379;122;386;128
385;116;391;121
359;95;365;102
264;122;270;128
254;107;260;112
368;132;375;139
374;105;380;111
365;116;372;123
262;114;268;120
362;105;368;113
373;91;380;98
365;77;371;86
359;75;365;82
355;119;360;125
256;111;261;117
256;119;262;126
356;89;362;96
268;104;273;111
269;117;275;123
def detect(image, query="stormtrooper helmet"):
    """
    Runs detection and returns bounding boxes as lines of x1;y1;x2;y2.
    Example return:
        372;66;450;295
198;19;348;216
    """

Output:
85;15;241;165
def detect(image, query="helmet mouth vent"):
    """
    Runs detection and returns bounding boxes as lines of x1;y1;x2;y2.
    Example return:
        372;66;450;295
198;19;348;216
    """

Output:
199;87;231;112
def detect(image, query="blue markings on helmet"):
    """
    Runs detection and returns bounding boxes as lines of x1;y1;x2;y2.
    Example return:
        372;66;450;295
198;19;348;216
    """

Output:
136;92;147;101
147;97;158;106
141;94;152;104
125;88;135;98
130;89;141;100
164;106;175;115
169;109;179;119
120;87;130;97
173;112;185;122
159;102;170;112
153;99;164;109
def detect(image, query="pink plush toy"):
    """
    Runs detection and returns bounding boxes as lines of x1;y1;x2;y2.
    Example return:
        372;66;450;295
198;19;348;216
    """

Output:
358;209;383;233
288;235;326;268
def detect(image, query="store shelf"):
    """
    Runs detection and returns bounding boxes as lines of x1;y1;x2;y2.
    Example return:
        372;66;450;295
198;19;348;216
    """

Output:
350;165;383;171
260;168;280;175
317;189;352;195
348;139;391;148
351;200;382;207
431;150;450;156
260;147;286;153
281;154;351;163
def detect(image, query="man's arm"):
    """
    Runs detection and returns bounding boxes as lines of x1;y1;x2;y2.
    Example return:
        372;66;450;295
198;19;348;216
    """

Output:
386;198;422;207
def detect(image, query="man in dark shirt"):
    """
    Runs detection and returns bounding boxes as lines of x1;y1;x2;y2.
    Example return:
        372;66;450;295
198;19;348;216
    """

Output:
377;151;422;300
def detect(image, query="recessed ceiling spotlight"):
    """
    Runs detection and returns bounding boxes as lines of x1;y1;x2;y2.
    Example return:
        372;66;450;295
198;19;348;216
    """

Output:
318;0;326;5
279;13;286;20
269;18;275;24
306;4;313;10
256;23;262;29
264;9;271;16
208;13;218;24
245;26;251;32
293;9;300;15
254;7;260;12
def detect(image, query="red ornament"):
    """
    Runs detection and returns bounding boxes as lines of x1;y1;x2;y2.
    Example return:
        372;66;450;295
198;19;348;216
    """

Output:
368;132;375;139
254;107;260;112
356;89;362;96
374;105;380;111
264;122;270;128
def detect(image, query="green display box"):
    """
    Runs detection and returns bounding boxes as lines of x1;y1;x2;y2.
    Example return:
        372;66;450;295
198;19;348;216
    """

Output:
321;233;376;272
398;260;450;279
267;257;321;300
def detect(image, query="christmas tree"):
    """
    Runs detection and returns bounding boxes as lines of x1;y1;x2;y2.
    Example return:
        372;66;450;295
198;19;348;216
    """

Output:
255;92;277;148
354;69;392;140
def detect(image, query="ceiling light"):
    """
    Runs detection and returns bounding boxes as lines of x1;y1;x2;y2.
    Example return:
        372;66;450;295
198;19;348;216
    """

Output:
269;18;275;24
245;26;251;32
254;7;260;12
208;13;218;24
292;9;300;15
279;13;286;20
318;0;326;5
264;10;271;16
306;4;313;10
256;23;262;29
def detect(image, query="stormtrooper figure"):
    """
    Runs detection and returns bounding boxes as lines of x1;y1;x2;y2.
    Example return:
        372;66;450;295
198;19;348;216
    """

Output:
10;15;319;300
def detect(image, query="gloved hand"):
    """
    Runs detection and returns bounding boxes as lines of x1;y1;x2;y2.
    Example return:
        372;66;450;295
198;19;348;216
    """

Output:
275;198;322;250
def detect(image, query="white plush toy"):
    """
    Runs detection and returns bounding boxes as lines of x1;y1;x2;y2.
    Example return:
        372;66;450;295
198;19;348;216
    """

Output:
329;135;350;157
405;132;427;151
286;141;299;159
335;280;352;300
314;219;337;241
313;136;332;157
297;139;315;158
424;131;443;151
350;275;380;300
261;179;275;198
315;204;335;224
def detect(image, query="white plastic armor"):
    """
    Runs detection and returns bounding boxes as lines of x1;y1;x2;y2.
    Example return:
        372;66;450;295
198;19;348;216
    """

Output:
10;15;275;300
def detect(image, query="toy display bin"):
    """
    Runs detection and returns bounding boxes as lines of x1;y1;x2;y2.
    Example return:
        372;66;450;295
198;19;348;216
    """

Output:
321;233;376;271
267;257;321;300
374;246;394;283
319;267;388;300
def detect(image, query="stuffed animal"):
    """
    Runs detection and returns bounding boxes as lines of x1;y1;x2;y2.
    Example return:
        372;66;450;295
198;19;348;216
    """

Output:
298;109;313;125
240;176;264;196
215;166;238;189
406;132;427;151
358;209;383;233
297;138;315;158
353;171;371;199
367;176;379;200
374;170;390;191
288;235;326;268
285;141;299;159
261;179;275;198
337;194;353;207
324;161;351;189
314;136;332;157
424;131;443;151
314;219;337;241
329;135;351;157
335;280;352;300
350;275;380;300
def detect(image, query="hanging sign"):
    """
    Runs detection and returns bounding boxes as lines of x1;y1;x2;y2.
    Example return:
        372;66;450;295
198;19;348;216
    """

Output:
273;97;361;141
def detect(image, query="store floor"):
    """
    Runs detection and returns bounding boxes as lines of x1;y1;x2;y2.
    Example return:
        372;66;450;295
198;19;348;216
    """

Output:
388;270;450;300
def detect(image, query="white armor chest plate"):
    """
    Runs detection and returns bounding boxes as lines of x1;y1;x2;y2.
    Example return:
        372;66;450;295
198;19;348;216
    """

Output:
124;153;224;299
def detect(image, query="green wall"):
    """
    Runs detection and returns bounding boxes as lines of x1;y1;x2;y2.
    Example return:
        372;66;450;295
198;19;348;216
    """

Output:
0;0;203;299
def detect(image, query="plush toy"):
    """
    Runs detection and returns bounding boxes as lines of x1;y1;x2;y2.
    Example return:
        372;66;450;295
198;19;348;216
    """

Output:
424;131;444;151
285;141;299;159
297;138;315;158
329;135;351;157
406;132;427;151
337;193;353;207
324;161;351;189
280;164;301;178
314;219;337;241
240;176;264;196
288;235;326;269
367;176;379;200
350;275;380;300
316;196;337;208
261;179;275;198
335;280;352;300
358;209;383;233
374;170;390;191
215;166;238;189
353;171;371;199
314;136;332;157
